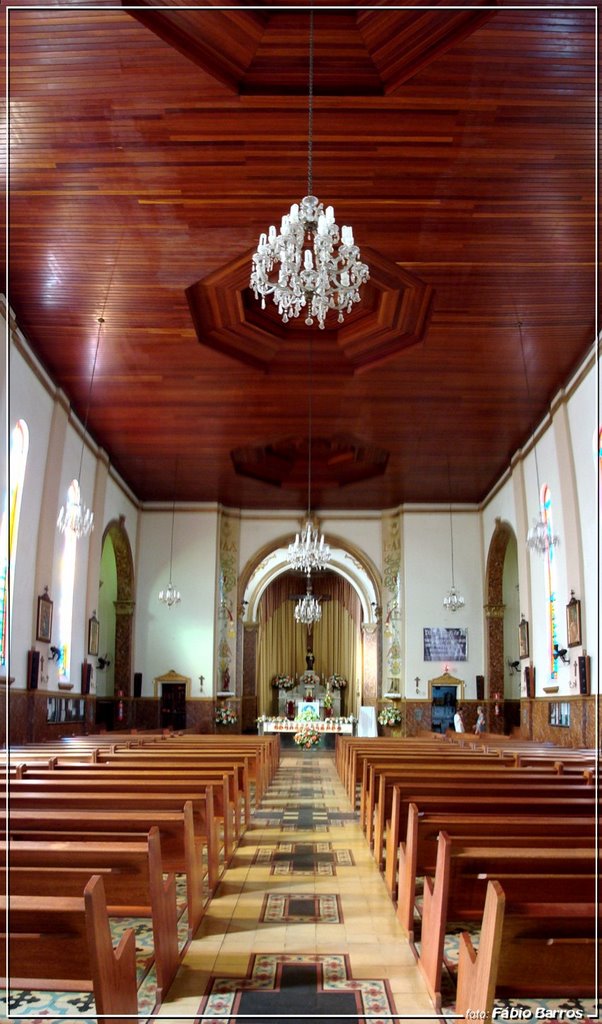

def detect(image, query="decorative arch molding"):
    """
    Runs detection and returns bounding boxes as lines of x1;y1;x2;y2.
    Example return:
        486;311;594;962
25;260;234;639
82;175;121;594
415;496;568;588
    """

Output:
239;532;382;623
101;516;135;696
484;518;516;700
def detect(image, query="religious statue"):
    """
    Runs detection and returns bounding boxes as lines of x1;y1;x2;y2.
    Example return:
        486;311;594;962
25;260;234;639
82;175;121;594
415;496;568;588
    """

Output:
305;648;315;670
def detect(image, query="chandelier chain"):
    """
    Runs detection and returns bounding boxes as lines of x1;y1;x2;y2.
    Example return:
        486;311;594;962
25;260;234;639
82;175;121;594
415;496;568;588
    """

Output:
307;7;314;197
517;318;542;496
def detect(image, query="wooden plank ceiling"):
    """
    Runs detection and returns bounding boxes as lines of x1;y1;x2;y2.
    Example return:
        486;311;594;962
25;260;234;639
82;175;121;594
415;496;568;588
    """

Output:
6;0;596;509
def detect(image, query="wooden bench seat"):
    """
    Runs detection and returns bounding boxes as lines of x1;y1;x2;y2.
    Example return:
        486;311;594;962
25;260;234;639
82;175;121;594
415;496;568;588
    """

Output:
7;785;221;892
378;770;593;876
1;874;139;1024
456;879;596;1017
8;767;238;859
417;830;597;1010
372;773;594;871
3;826;180;1005
396;802;596;934
2;802;204;936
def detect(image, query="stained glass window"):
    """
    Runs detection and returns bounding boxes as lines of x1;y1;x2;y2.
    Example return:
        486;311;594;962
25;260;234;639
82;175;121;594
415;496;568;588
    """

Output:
0;421;30;666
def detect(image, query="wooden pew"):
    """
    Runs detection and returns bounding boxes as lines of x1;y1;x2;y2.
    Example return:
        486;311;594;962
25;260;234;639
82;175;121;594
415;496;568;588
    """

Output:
379;776;595;879
7;785;221;892
396;802;596;937
3;826;180;1005
417;830;596;1010
8;766;238;859
455;880;596;1017
3;802;204;937
1;874;139;1024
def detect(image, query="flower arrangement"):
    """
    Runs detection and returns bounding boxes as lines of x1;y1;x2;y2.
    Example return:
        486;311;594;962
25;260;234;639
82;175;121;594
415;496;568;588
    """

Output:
215;703;238;726
328;673;347;689
272;673;295;690
299;670;320;688
294;725;321;749
297;706;320;722
323;690;333;709
377;704;402;726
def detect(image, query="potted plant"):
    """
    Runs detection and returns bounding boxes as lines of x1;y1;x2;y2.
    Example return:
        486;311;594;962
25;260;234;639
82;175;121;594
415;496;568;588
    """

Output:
377;703;402;735
214;703;238;727
323;689;333;717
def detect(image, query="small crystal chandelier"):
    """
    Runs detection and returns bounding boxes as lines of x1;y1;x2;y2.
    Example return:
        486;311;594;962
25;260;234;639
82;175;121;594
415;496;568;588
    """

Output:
159;493;181;608
518;320;560;556
527;516;559;555
250;10;369;330
294;571;322;625
57;315;105;540
286;331;331;575
443;462;464;612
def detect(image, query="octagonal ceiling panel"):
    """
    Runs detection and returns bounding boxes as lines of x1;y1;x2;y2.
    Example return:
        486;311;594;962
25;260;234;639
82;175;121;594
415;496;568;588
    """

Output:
185;246;434;373
231;435;390;489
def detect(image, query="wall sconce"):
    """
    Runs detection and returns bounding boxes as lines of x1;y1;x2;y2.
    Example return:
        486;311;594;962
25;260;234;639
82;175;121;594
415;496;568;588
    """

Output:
96;654;111;670
553;644;569;665
507;659;520;676
49;646;61;662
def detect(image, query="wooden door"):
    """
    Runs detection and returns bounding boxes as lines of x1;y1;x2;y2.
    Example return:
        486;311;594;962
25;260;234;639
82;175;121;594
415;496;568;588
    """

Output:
160;682;187;730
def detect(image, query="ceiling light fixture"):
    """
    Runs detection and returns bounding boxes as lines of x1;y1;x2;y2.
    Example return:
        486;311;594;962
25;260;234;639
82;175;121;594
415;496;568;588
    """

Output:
517;319;560;555
443;457;464;612
287;333;331;577
56;315;104;540
159;464;181;608
250;9;369;329
294;571;322;625
57;235;123;540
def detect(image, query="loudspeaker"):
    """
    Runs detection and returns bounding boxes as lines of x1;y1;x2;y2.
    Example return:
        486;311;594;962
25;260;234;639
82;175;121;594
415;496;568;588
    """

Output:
82;661;92;695
27;649;40;690
133;672;142;699
476;675;484;700
578;655;590;696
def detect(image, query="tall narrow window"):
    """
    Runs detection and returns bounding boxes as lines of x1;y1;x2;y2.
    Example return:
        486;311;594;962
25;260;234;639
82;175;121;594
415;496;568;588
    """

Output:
0;420;30;666
541;484;559;679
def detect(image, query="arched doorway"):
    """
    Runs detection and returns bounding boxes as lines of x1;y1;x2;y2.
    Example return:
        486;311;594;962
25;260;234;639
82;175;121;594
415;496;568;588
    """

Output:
99;516;135;705
239;538;381;724
484;518;520;726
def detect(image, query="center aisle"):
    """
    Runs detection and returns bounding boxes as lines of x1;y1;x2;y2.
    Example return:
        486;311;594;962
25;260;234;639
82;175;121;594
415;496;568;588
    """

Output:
157;745;437;1022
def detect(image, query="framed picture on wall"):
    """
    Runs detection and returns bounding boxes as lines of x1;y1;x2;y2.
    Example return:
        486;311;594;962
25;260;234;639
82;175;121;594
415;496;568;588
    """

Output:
423;627;467;662
88;613;100;656
518;617;529;659
566;593;581;647
36;588;53;643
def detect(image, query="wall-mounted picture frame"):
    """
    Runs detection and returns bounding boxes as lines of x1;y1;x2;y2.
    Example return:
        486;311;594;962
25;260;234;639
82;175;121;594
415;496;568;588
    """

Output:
549;701;571;728
566;593;582;647
518;617;529;659
36;588;53;643
88;613;100;657
423;627;467;662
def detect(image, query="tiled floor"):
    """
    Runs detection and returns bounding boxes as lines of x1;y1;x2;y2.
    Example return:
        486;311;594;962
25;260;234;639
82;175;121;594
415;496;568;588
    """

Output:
156;745;438;1022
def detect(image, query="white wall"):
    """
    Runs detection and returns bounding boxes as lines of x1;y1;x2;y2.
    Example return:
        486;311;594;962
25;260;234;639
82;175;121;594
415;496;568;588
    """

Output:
133;508;218;696
403;509;484;697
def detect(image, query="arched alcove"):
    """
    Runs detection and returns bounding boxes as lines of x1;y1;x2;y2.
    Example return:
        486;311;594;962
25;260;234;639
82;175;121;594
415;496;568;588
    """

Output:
484;518;519;702
239;536;381;720
101;516;135;697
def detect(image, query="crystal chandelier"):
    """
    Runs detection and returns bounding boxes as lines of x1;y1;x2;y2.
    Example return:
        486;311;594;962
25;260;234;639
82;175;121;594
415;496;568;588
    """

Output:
57;315;105;540
294;572;322;625
527;517;559;555
288;519;330;573
159;494;181;608
286;328;331;575
250;10;369;330
443;462;464;612
518;320;560;556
